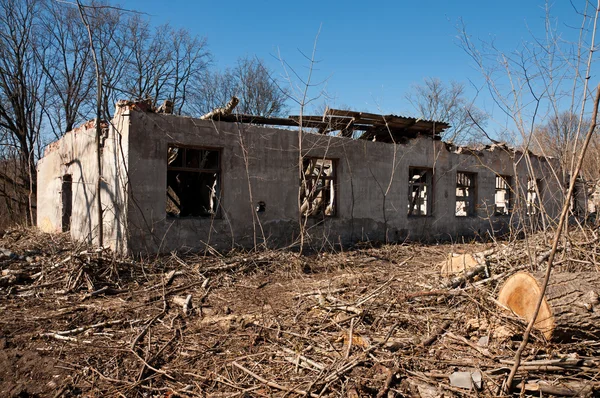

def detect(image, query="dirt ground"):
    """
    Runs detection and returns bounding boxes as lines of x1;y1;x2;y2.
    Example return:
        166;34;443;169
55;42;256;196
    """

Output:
0;228;598;397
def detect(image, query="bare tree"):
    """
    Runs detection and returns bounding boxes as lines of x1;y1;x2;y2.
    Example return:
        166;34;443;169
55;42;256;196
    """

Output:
0;0;47;224
122;17;210;112
194;56;288;117
405;77;487;143
231;57;288;116
190;69;234;116
87;1;130;119
75;0;105;247
39;0;94;135
0;0;215;228
169;28;210;115
123;16;170;104
532;111;600;183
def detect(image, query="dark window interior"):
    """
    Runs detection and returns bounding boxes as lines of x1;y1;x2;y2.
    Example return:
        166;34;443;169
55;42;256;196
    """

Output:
61;174;72;232
408;168;432;216
167;146;220;218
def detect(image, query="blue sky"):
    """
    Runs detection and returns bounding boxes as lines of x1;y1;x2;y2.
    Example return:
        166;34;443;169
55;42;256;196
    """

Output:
120;0;588;130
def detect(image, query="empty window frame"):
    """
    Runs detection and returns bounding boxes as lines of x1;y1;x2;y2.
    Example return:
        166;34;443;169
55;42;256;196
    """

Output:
300;158;336;217
61;174;72;232
166;145;221;218
527;178;543;215
456;172;477;217
494;175;511;216
408;168;432;216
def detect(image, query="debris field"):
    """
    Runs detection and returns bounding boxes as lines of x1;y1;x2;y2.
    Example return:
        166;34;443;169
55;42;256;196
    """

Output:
0;227;599;397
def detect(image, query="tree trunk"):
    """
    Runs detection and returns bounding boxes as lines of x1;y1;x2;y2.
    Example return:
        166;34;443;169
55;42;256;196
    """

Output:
498;271;600;341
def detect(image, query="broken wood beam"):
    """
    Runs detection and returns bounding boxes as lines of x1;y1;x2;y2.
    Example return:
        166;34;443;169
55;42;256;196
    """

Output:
512;380;598;397
200;96;239;120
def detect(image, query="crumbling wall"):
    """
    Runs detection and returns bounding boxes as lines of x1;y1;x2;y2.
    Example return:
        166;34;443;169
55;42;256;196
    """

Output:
122;111;563;253
37;124;98;241
36;114;130;252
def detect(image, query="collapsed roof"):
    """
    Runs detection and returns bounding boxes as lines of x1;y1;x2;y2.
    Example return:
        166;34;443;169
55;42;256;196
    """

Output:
207;107;450;143
117;98;450;143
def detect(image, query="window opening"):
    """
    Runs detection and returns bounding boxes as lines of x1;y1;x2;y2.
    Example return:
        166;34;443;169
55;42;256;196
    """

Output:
408;168;432;216
527;178;542;215
494;175;511;216
456;172;476;217
166;146;220;217
300;158;336;217
61;174;72;232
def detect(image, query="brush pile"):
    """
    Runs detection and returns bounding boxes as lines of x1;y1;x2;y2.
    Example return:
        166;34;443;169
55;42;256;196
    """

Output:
0;227;599;397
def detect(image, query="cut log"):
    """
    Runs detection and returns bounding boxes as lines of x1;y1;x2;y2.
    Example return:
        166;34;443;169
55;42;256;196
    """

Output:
439;251;490;276
440;253;478;276
498;271;600;341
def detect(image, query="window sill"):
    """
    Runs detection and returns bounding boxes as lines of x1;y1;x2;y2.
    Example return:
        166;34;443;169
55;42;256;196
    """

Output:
303;215;337;221
166;215;222;220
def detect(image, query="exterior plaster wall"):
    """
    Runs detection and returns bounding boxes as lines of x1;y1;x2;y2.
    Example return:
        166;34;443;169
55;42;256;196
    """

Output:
124;111;562;253
36;117;130;251
101;114;130;252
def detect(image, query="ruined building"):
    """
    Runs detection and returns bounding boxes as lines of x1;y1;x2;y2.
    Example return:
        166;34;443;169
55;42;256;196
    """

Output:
37;101;562;254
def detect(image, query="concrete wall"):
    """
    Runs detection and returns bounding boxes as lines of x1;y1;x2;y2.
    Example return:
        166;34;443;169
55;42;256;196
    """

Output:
36;115;130;252
101;113;130;252
123;110;563;253
37;107;562;254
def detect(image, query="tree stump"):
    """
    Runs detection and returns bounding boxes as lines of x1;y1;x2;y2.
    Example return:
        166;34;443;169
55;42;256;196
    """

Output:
497;271;600;341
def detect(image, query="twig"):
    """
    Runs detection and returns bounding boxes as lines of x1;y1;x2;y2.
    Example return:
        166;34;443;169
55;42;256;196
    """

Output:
31;256;73;280
444;265;487;288
446;331;494;359
322;357;363;384
345;318;354;359
355;273;402;307
130;348;175;380
41;333;82;342
421;320;451;347
232;361;319;397
294;287;349;298
84;286;128;298
376;366;399;398
404;290;462;300
279;347;325;370
47;319;129;336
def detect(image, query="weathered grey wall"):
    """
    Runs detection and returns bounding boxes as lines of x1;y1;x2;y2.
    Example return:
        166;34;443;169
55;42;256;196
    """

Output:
123;110;562;254
37;107;562;254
